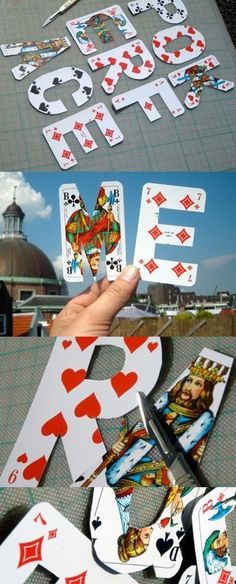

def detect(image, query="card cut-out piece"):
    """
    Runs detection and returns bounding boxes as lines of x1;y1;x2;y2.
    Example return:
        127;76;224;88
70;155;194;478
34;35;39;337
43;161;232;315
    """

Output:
42;103;124;170
28;67;93;115
90;487;205;576
88;39;155;95
0;337;162;487
152;25;206;65
59;182;126;281
178;565;198;584
168;55;234;109
193;488;236;584
0;37;71;80
67;5;137;55
128;0;188;24
133;183;206;285
112;77;185;120
0;502;137;584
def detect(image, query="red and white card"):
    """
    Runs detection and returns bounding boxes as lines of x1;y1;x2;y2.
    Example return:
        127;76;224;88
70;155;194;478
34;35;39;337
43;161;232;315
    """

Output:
152;25;206;65
112;77;185;120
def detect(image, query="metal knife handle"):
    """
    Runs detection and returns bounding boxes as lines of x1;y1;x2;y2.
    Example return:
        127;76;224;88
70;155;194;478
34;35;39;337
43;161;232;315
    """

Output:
168;453;201;487
63;0;79;10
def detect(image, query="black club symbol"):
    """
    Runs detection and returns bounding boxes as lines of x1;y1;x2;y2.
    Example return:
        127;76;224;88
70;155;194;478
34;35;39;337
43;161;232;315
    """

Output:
106;257;122;270
67;194;80;207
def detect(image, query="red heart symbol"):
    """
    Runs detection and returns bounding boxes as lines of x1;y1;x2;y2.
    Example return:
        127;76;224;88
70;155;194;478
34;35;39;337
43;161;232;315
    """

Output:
62;340;72;350
75;337;97;351
162;53;170;62
108;56;117;65
17;453;28;464
187;27;196;34
148;342;159;353
186;45;194;52
135;45;143;54
92;428;103;444
177;31;183;38
95;61;104;68
120;61;128;71
74;393;101;419
124;337;148;353
197;40;204;47
144;60;153;68
132;65;140;74
174;50;181;58
41;412;68;438
208;61;215;68
23;456;47;482
164;36;172;43
123;50;132;59
153;39;160;48
188;94;194;101
111;371;138;398
61;369;87;393
104;77;114;86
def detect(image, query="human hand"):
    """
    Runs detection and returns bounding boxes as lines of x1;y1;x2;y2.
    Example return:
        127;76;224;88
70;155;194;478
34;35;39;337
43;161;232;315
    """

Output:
50;265;140;337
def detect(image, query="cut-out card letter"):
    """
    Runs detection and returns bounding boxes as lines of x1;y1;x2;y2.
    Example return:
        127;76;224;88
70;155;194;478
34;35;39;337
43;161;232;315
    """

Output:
192;488;236;584
66;5;137;55
152;25;206;65
88;39;155;95
112;78;185;121
0;502;137;584
134;183;206;285
28;67;93;115
42;103;123;170
0;336;162;487
128;0;188;24
59;182;126;281
0;37;71;80
168;55;234;109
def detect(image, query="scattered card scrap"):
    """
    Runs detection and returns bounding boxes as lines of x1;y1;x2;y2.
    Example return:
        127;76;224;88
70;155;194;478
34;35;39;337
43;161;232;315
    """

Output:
0;37;71;80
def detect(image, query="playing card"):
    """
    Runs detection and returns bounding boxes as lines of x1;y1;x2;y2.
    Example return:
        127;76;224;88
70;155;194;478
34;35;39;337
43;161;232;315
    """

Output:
152;25;206;65
154;348;234;464
168;55;234;109
193;488;236;584
0;502;137;583
128;0;188;24
179;565;199;584
66;5;137;55
59;181;126;282
133;183;206;285
88;39;155;95
0;37;71;80
90;486;204;576
42;103;124;170
28;67;93;115
112;78;185;121
0;337;162;487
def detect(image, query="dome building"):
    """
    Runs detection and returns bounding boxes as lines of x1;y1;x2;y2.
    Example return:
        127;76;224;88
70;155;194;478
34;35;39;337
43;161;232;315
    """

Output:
0;195;62;303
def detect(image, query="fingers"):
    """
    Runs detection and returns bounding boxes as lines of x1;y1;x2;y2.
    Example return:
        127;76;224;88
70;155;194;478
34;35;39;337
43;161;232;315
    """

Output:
69;278;111;309
87;265;140;324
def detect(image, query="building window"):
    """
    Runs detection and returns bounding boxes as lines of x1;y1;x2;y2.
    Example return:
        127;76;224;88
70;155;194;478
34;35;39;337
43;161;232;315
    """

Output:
20;290;33;301
0;315;6;335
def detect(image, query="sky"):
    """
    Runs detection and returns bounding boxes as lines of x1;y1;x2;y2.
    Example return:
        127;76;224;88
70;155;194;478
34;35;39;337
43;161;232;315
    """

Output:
0;171;235;296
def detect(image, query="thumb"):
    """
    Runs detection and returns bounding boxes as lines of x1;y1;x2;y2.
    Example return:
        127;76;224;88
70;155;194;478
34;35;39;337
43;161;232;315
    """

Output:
88;265;140;323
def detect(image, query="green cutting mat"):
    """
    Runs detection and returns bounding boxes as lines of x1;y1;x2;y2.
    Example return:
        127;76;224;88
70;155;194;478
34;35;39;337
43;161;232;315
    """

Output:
0;0;235;171
0;337;235;486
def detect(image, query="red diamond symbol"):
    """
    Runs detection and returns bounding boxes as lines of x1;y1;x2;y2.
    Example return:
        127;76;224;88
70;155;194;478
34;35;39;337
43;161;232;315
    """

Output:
217;569;231;584
95;111;105;121
74;121;83;131
18;536;44;568
176;228;191;244
62;150;72;160
172;262;187;278
148;225;163;240
146;198;151;204
105;128;114;138
152;192;167;207
139;259;144;264
144;259;159;274
48;529;57;539
65;571;87;584
84;139;93;149
180;195;194;210
188;264;193;271
144;101;153;110
52;131;62;141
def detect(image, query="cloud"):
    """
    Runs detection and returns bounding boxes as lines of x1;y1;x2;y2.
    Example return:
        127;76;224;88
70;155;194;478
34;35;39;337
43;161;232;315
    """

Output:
202;254;236;269
0;172;52;223
53;254;63;276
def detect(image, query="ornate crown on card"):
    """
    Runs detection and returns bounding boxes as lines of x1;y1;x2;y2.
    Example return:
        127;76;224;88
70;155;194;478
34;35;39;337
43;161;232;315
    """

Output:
189;356;229;384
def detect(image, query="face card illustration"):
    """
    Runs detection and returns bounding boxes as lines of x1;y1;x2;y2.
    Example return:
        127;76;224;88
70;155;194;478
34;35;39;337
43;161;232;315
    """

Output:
133;183;206;285
0;502;137;584
28;67;93;115
192;488;236;584
66;5;137;55
90;486;204;577
59;182;126;282
0;337;162;487
0;37;71;80
128;0;188;24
